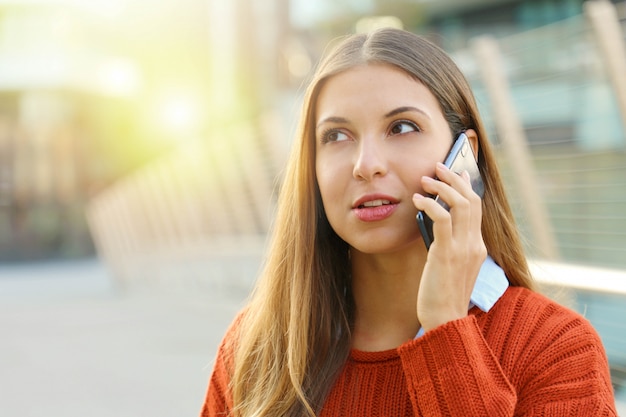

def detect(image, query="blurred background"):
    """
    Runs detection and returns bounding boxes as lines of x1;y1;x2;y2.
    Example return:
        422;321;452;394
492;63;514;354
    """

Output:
0;0;625;415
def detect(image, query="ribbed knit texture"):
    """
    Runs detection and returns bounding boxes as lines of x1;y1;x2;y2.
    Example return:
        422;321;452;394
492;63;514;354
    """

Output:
201;286;617;416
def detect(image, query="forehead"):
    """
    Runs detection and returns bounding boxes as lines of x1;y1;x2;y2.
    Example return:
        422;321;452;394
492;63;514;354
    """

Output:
315;63;443;121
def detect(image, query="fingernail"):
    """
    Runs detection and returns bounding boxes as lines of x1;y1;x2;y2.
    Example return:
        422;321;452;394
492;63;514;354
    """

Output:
437;162;448;170
413;193;424;200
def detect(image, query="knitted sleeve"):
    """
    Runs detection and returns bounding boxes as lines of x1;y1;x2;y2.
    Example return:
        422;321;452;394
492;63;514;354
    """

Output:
397;295;617;416
398;315;517;416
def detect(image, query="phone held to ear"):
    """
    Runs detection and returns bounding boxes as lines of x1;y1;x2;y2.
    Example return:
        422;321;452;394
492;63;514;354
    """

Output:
416;132;485;250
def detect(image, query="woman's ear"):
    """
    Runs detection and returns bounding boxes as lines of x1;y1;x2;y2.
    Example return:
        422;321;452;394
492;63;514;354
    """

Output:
464;129;480;161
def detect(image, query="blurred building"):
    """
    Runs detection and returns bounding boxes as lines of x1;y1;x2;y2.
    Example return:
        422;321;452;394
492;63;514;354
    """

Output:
418;0;590;45
0;0;104;261
2;0;625;267
0;0;293;262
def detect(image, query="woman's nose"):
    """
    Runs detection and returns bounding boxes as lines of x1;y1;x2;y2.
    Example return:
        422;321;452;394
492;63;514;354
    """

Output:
353;139;388;181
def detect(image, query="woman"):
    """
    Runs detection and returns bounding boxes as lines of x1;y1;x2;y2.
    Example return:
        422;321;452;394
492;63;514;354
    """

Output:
201;28;617;416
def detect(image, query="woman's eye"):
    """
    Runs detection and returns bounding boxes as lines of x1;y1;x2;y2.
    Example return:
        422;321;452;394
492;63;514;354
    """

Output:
322;129;349;143
390;121;419;136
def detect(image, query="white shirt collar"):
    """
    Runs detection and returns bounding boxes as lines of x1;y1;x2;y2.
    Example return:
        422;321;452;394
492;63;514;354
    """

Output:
415;255;508;339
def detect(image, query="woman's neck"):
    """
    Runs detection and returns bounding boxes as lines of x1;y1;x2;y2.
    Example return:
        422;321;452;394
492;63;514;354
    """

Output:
350;245;426;352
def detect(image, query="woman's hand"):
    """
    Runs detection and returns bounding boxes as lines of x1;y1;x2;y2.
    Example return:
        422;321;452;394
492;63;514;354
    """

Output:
412;162;487;333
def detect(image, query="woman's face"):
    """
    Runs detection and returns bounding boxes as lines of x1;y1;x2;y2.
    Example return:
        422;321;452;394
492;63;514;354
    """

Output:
315;63;453;254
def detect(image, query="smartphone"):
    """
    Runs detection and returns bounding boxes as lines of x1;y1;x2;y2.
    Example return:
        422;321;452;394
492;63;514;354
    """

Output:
416;132;485;250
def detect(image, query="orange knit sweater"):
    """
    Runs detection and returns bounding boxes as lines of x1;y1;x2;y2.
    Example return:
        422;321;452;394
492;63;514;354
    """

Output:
201;286;617;416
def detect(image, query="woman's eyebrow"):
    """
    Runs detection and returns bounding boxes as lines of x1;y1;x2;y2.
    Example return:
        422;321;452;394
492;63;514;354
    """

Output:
316;116;349;129
316;106;429;129
384;106;430;119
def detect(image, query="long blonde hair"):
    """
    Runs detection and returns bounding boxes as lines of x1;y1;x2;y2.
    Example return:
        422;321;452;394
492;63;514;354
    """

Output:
229;28;534;417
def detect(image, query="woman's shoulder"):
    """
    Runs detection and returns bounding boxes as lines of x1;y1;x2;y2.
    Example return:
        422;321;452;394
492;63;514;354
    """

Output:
487;285;614;403
214;309;248;363
495;285;585;323
488;285;603;347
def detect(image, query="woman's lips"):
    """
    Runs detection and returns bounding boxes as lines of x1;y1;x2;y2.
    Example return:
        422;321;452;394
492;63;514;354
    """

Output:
352;199;398;222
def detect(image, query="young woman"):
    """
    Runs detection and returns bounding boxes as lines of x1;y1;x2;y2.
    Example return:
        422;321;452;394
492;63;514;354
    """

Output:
200;28;617;416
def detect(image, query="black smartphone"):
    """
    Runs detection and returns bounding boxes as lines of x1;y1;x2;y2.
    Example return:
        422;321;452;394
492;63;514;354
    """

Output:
416;132;485;250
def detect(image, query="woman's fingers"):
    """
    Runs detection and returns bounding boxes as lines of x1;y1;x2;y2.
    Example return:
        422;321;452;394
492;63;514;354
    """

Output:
432;163;476;204
415;163;480;247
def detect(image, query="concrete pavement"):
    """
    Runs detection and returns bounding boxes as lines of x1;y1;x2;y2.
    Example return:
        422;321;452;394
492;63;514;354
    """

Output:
0;259;247;417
